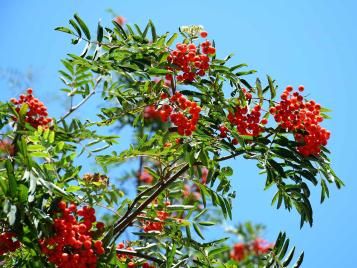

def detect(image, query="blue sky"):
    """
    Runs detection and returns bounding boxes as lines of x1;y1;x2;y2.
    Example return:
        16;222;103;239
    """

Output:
1;1;356;267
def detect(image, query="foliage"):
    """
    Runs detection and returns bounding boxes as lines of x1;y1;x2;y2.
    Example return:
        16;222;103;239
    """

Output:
0;13;343;268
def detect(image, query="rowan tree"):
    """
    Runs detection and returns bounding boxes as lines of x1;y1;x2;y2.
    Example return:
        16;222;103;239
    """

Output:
0;13;343;267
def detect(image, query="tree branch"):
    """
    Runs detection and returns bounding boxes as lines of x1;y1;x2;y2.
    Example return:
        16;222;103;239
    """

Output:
58;77;101;122
108;146;248;243
116;249;164;265
111;164;189;243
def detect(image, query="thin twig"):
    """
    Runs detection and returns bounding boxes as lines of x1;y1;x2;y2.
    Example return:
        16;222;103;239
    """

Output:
58;77;102;123
116;249;164;265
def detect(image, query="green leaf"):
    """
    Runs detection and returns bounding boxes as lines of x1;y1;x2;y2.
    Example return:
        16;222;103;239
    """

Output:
185;225;192;240
320;179;330;203
256;78;263;104
297;170;318;185
230;63;248;72
147;67;170;75
267;159;286;178
149;20;157;42
166;205;195;211
74;13;91;40
30;151;49;158
278;238;290;260
166;33;178;46
28;144;46;152
267;75;276;99
198;221;215;226
55;27;74;35
0;177;8;194
193;222;205;240
66;185;82;192
193;208;208;220
69;19;82;37
293;252;304;268
113;21;128;39
221;166;233;176
5;160;17;198
97;21;104;43
208;246;230;257
274;232;286;253
17;184;28;203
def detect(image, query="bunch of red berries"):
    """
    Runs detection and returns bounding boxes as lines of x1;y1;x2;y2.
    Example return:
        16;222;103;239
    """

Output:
0;140;15;156
10;88;52;128
116;243;154;268
142;210;170;233
230;238;273;262
166;31;215;83
138;170;154;184
143;105;161;120
252;238;274;255
39;201;105;268
0;232;20;256
227;104;267;137
157;92;201;136
230;243;246;261
269;86;330;156
116;242;134;261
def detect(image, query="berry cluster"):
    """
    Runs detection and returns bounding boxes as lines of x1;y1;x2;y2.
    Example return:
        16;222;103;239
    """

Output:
270;86;330;156
10;88;52;128
0;232;20;256
230;238;273;262
252;238;274;255
230;243;246;261
138;170;154;184
116;242;134;261
83;173;109;187
227;104;266;137
143;105;160;120
142;210;170;233
166;31;215;83
0;140;15;157
158;92;201;136
39;201;105;268
116;243;155;267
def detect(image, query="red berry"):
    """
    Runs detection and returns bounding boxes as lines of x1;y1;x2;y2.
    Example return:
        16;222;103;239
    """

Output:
200;31;208;38
58;201;67;210
83;240;92;249
160;93;168;99
207;46;216;55
128;262;136;268
260;118;268;125
96;222;105;230
286;85;293;92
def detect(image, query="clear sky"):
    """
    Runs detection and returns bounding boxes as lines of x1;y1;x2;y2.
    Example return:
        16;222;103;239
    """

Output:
1;1;356;267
